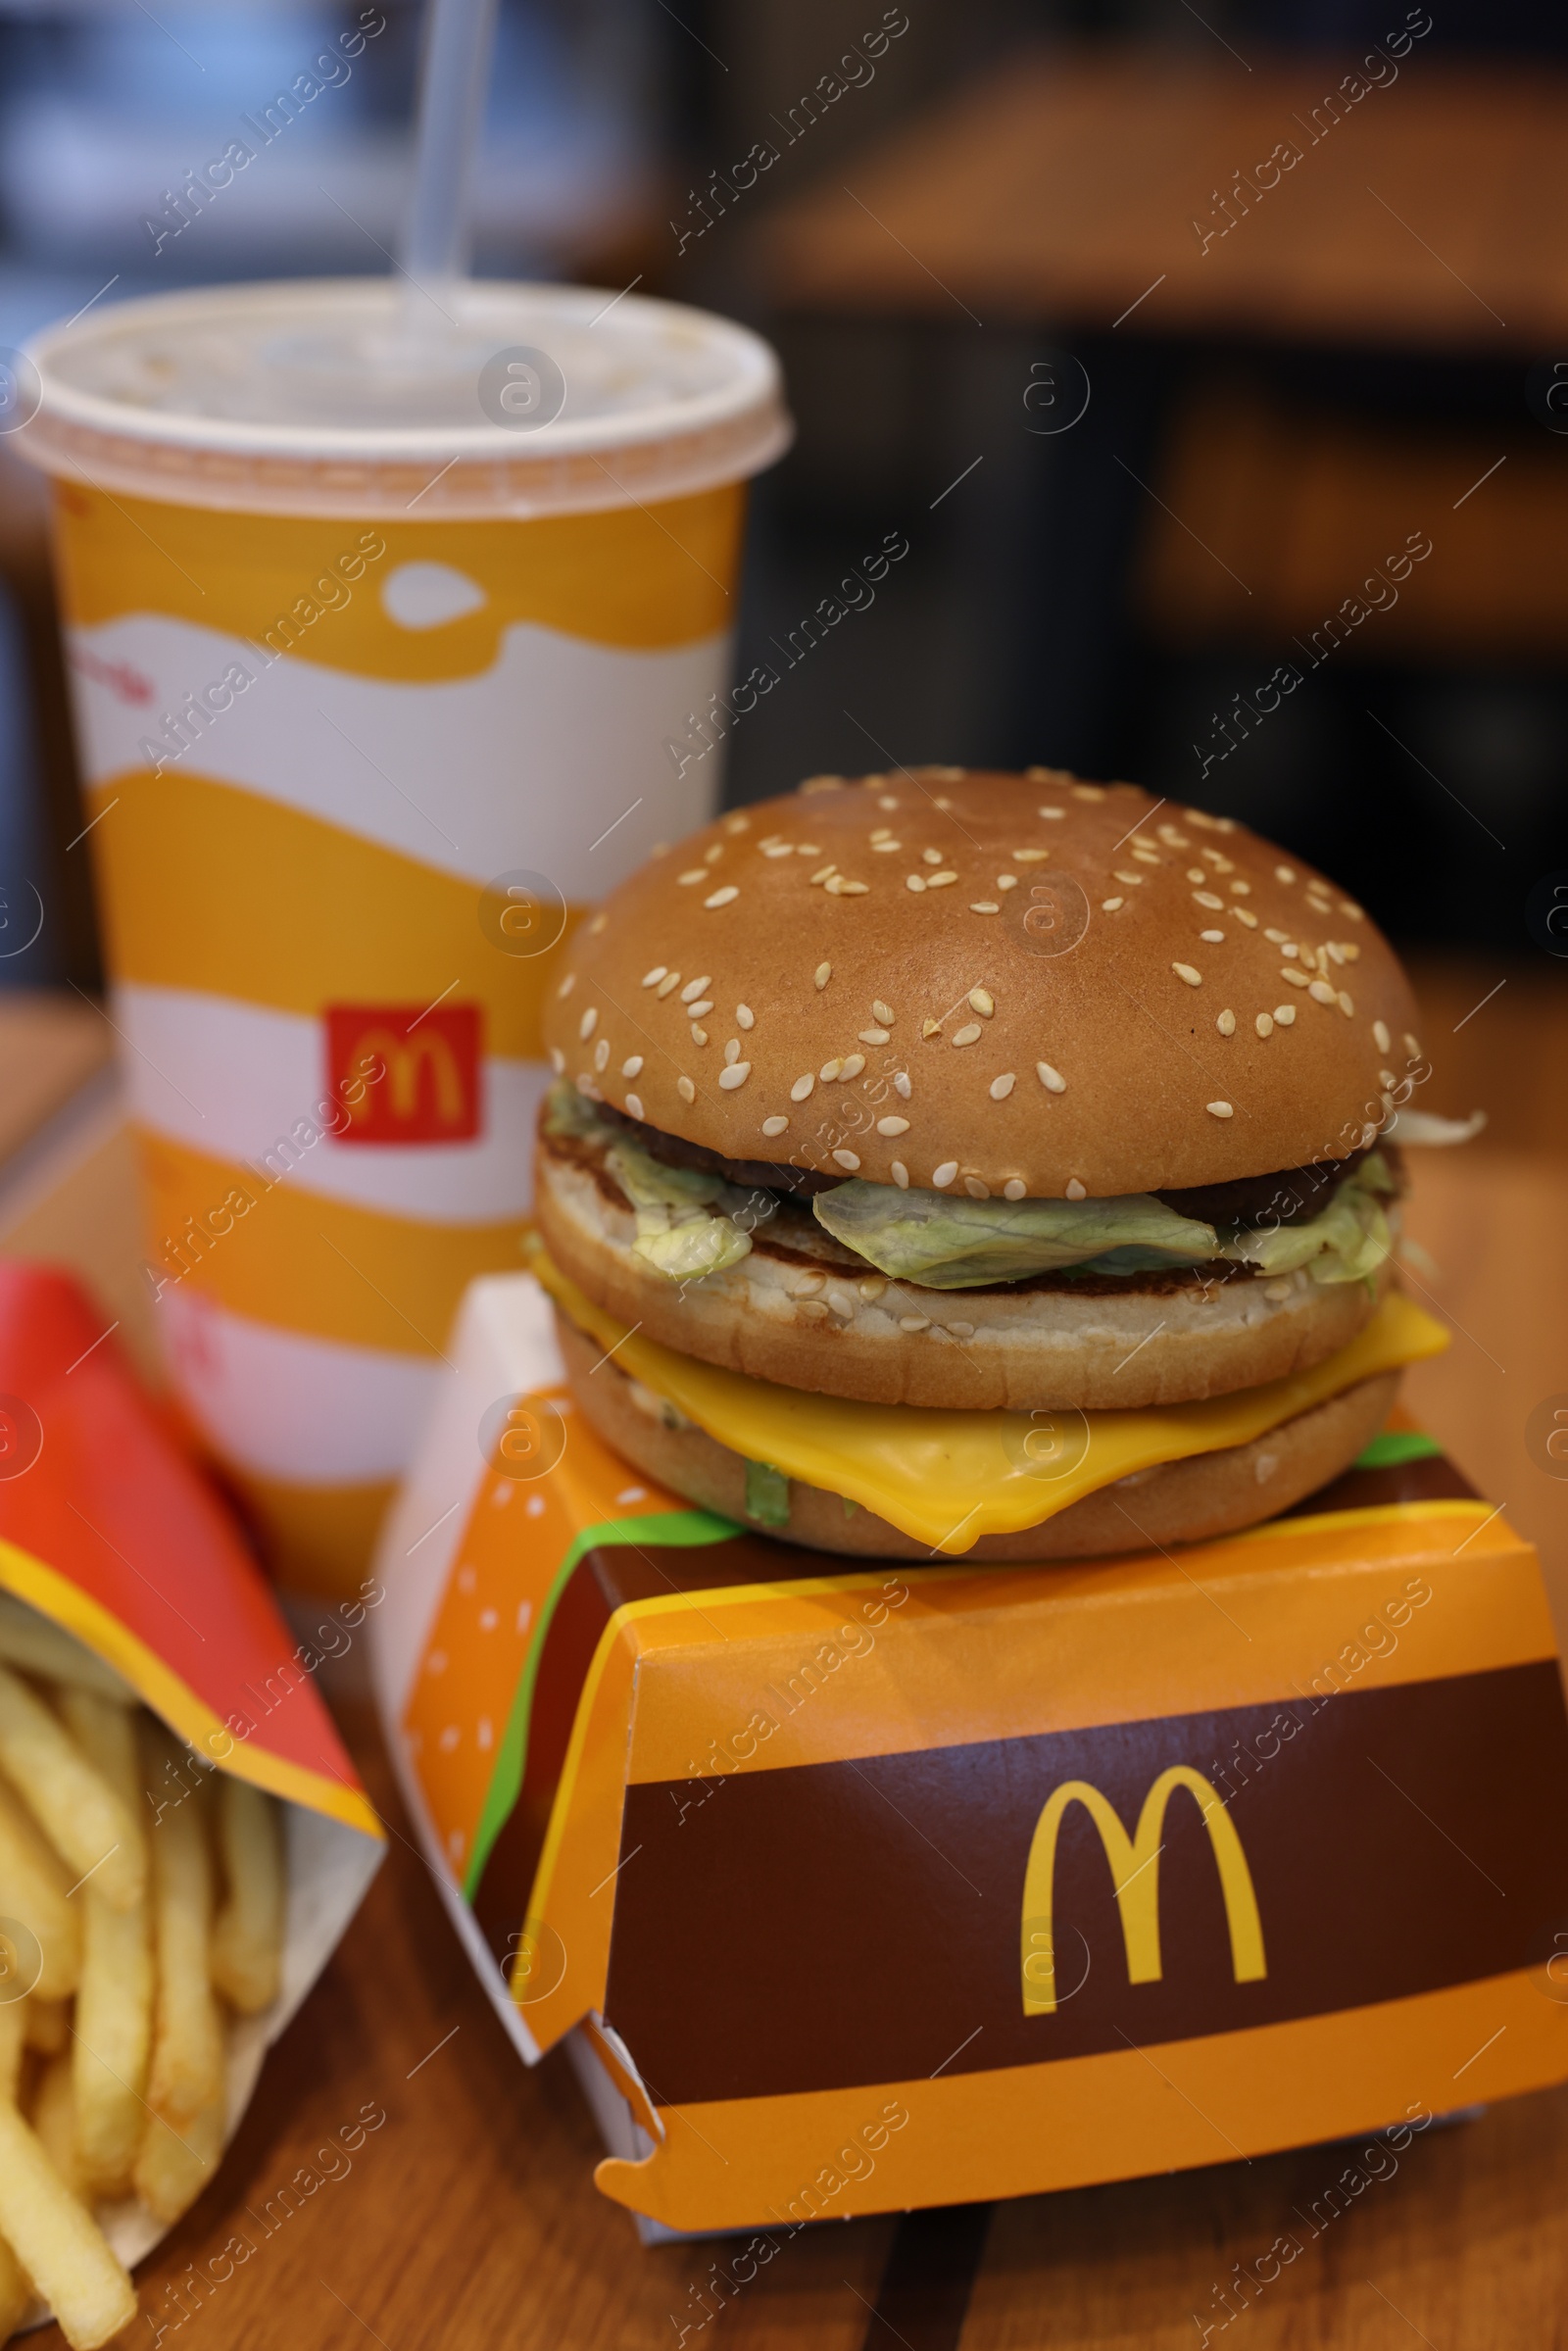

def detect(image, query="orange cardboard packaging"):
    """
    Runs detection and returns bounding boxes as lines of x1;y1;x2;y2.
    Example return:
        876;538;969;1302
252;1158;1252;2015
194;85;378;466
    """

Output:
372;1272;1568;2234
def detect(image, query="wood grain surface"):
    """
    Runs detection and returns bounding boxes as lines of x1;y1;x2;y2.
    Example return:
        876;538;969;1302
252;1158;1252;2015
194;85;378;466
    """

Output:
0;976;1560;2351
756;48;1568;352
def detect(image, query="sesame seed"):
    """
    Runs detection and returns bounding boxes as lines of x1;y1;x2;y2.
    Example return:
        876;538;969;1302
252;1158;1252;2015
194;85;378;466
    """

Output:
1264;928;1289;945
1200;929;1225;944
690;1027;708;1047
1194;891;1224;910
879;796;899;809
1113;870;1144;887
1275;864;1296;884
761;1115;788;1137
1344;903;1366;921
1173;963;1202;987
832;1150;861;1172
810;864;837;886
1255;1013;1274;1038
791;1074;814;1101
870;826;891;842
877;1115;910;1136
723;1038;741;1065
823;875;846;895
1037;1061;1066;1093
795;1273;825;1298
1158;823;1190;848
1012;849;1051;864
550;1047;565;1075
928;871;958;888
932;1160;958;1189
990;1072;1016;1100
1282;968;1309;987
1374;1019;1392;1053
1004;1178;1027;1200
1341;941;1360;962
798;1299;829;1320
1263;1279;1293;1301
815;963;832;989
891;1160;909;1188
859;1026;891;1046
1206;1101;1234;1118
921;847;943;865
969;988;995;1016
922;1019;942;1039
724;812;750;833
1074;784;1106;801
1229;880;1251;896
840;1053;866;1080
1102;898;1125;912
624;1092;644;1119
873;1001;895;1024
998;873;1019;891
621;1055;643;1077
704;883;737;907
797;844;821;857
1274;1004;1297;1025
678;869;706;885
687;999;713;1018
820;1057;843;1082
1066;1178;1087;1200
1326;941;1346;966
1338;991;1354;1015
737;1004;755;1029
899;1315;930;1333
894;1071;912;1099
953;1023;982;1048
1234;907;1259;928
1201;850;1234;873
677;1076;696;1103
1187;867;1206;885
858;1277;888;1301
579;1007;599;1039
761;842;793;858
947;1320;977;1338
1217;1009;1237;1036
871;838;903;853
678;975;710;1004
704;844;723;863
1308;979;1337;1005
840;880;871;896
558;973;577;999
827;1291;855;1319
594;1039;610;1072
640;966;666;988
971;903;1001;914
1039;807;1066;822
1404;1032;1421;1057
718;1062;751;1090
963;1178;990;1200
656;972;681;998
906;873;927;893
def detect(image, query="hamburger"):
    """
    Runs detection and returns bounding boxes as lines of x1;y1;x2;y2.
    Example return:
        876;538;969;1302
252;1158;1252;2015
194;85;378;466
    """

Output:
531;768;1448;1559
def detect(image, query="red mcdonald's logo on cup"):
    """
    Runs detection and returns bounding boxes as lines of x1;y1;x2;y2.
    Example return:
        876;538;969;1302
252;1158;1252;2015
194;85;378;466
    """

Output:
325;1004;483;1144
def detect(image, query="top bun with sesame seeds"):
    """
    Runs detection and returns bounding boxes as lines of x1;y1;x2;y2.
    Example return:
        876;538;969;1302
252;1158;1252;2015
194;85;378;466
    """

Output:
540;767;1420;1199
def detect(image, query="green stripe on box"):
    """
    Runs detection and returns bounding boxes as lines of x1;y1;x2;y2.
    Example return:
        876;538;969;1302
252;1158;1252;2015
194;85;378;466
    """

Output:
1354;1429;1446;1469
463;1507;736;1900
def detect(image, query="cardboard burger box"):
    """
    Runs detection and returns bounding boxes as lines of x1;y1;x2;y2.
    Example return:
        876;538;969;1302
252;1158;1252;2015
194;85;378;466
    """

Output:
0;1261;382;2342
371;1265;1568;2235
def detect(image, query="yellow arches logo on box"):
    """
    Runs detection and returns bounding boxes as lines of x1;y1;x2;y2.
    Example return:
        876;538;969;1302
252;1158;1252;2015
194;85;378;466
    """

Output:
1019;1767;1267;2016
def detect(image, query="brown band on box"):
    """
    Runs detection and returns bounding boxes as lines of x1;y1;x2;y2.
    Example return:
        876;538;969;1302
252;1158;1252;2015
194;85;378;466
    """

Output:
600;1660;1568;2106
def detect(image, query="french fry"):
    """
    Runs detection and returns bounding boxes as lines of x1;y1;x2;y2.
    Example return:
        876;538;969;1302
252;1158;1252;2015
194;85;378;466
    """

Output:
0;2104;136;2350
24;1997;68;2055
0;1666;142;1913
141;1722;223;2127
0;2231;28;2347
0;1997;24;2101
131;2089;223;2228
0;1779;79;2000
211;1779;284;2015
31;2051;83;2202
58;1693;152;2201
0;1597;128;1704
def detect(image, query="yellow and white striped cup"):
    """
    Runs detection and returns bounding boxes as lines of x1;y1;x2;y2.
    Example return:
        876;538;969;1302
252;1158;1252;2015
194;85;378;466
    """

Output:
20;279;789;1595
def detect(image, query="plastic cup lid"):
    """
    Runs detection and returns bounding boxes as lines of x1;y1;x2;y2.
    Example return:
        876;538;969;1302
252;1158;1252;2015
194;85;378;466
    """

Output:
16;276;792;519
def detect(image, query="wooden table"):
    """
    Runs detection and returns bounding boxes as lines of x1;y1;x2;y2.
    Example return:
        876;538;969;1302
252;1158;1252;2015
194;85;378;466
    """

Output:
5;983;1565;2351
757;48;1568;353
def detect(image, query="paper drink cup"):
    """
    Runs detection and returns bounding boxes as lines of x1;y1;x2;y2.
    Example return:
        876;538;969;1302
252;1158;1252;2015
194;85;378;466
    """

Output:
16;277;789;1596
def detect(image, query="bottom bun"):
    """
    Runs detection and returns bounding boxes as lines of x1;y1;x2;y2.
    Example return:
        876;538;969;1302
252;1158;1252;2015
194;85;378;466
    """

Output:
554;1312;1398;1562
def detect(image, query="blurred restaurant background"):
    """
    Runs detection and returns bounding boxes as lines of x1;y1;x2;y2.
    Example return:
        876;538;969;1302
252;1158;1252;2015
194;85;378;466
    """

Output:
0;0;1563;1071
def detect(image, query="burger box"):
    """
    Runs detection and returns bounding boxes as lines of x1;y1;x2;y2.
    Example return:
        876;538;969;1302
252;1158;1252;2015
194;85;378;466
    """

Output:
0;1259;383;2325
369;1261;1568;2238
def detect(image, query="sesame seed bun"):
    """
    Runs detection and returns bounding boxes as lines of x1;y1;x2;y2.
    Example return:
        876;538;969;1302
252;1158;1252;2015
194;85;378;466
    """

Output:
536;1115;1390;1410
555;1309;1399;1560
541;768;1421;1199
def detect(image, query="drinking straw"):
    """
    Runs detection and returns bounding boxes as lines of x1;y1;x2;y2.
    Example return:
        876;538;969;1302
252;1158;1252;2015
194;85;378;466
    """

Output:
401;0;501;299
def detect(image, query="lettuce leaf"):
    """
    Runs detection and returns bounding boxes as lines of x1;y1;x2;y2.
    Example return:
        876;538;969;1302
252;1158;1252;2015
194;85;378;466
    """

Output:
811;1184;1220;1290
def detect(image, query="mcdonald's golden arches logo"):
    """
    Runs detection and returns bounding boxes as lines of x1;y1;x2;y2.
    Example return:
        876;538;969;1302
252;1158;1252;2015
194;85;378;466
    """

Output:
1020;1766;1266;2015
325;1004;483;1144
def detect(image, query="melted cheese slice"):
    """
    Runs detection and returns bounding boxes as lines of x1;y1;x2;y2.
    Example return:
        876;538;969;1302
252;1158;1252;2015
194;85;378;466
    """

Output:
531;1246;1449;1552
